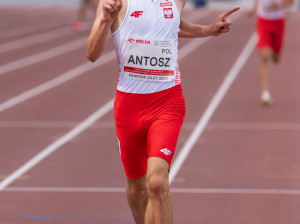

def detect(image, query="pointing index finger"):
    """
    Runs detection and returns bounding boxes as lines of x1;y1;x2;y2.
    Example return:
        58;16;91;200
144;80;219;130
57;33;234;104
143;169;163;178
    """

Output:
221;7;240;20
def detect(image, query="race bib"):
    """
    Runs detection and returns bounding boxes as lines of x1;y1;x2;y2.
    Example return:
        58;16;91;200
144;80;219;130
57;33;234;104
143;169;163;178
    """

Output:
123;37;176;82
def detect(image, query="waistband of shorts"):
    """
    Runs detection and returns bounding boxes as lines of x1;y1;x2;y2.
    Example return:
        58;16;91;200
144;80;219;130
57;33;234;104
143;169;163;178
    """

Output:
257;16;285;22
116;84;182;98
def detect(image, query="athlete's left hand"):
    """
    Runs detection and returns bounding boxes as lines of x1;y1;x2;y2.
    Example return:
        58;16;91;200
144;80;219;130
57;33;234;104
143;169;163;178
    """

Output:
207;7;240;36
269;0;281;10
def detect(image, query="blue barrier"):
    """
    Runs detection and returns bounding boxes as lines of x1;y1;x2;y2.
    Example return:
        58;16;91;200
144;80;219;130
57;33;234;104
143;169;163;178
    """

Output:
195;0;207;7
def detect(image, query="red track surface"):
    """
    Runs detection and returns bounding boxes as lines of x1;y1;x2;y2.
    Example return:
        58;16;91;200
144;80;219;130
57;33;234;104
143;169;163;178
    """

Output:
0;6;300;224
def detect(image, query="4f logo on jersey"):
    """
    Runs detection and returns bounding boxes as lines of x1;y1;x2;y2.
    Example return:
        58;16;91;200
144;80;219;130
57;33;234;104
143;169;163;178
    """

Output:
163;8;173;19
160;148;172;156
131;11;143;18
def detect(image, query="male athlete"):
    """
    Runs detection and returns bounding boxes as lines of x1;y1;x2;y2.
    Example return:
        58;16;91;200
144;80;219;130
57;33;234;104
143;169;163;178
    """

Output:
87;0;239;223
249;0;294;105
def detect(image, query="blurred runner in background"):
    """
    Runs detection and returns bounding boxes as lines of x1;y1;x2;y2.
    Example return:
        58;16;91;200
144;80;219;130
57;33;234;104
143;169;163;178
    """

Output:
72;0;98;31
249;0;294;105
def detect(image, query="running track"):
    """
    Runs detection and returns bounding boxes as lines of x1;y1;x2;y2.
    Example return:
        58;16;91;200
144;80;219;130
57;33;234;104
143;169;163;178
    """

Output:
0;6;300;224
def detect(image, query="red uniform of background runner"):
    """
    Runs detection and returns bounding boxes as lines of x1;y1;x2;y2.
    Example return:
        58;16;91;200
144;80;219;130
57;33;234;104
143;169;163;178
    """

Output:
257;17;284;53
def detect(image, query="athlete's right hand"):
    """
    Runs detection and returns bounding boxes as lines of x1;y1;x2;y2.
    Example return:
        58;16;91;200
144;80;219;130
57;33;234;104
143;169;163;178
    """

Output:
102;0;122;22
208;7;240;36
246;7;256;17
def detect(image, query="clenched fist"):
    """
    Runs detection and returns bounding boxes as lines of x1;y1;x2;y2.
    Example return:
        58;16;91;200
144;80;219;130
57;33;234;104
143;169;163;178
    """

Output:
102;0;123;22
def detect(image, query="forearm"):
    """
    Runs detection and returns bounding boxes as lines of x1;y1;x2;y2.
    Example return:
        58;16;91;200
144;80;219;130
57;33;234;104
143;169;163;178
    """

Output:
270;0;294;9
254;0;258;9
249;0;258;14
179;26;210;38
86;18;112;62
179;7;239;38
179;19;211;38
281;0;294;7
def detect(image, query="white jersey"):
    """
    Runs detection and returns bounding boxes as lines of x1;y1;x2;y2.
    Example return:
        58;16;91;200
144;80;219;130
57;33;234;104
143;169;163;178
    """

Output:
112;0;181;94
257;0;285;20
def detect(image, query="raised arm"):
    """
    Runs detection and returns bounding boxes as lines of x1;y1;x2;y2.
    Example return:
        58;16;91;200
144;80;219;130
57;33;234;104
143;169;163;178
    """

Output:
86;0;122;62
279;0;294;7
246;0;258;16
179;19;210;38
179;7;240;38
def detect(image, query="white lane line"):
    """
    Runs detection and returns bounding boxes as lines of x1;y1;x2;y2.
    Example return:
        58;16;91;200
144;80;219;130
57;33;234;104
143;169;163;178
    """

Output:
178;37;211;60
0;26;74;54
0;98;115;191
4;187;300;196
4;187;127;193
208;122;300;130
0;121;79;128
173;188;300;195
0;50;115;113
0;17;73;40
0;121;116;128
0;12;46;29
0;36;88;77
184;122;300;131
3;121;300;131
169;33;257;184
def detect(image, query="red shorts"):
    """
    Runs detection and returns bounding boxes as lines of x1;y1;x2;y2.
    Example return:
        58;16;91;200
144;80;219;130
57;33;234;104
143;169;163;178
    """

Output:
257;17;285;53
114;85;185;179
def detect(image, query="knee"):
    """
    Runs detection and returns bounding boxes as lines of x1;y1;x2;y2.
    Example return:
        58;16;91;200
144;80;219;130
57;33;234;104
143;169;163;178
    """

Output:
146;174;169;201
127;180;147;199
260;53;269;64
259;48;272;64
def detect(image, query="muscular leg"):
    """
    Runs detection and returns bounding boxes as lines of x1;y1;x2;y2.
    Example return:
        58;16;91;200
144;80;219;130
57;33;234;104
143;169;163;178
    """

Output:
127;175;149;224
259;47;272;92
145;157;173;224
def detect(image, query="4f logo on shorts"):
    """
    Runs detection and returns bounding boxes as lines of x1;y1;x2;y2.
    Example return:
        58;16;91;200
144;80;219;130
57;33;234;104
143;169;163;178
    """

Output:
163;8;173;19
131;11;143;18
160;148;172;156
